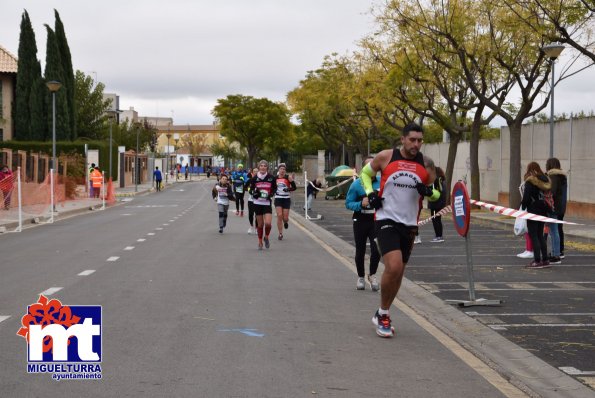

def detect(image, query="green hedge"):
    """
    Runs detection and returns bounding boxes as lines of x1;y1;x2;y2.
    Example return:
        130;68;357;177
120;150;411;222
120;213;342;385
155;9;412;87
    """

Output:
0;140;119;180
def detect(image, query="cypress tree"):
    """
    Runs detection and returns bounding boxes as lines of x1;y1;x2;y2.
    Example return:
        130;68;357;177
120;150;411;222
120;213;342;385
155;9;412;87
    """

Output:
29;60;47;140
14;10;42;140
54;10;76;140
44;25;71;141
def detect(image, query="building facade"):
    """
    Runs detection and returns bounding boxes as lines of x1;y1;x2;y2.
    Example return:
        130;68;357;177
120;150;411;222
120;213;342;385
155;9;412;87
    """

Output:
0;45;17;141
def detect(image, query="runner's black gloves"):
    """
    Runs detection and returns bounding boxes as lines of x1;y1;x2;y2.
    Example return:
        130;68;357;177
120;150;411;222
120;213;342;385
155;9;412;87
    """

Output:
367;191;383;209
252;189;260;199
416;182;433;197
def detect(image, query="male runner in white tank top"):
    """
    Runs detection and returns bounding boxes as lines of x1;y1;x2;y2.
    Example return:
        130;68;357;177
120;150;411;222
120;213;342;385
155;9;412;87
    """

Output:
360;122;439;337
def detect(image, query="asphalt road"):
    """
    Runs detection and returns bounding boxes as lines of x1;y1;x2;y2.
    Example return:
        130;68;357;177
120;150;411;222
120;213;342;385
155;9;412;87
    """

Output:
0;180;519;397
294;191;595;390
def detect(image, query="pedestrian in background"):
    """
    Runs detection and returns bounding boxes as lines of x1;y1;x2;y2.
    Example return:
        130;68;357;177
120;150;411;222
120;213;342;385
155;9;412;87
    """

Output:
345;157;380;291
545;157;567;263
521;162;551;268
0;165;14;210
212;174;235;233
90;166;103;199
428;166;447;243
88;163;96;198
185;163;189;180
305;178;322;211
517;180;534;259
153;166;163;192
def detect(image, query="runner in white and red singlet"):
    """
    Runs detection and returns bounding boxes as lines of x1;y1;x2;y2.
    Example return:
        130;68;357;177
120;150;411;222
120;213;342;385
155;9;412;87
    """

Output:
248;160;277;250
274;163;296;240
360;123;439;338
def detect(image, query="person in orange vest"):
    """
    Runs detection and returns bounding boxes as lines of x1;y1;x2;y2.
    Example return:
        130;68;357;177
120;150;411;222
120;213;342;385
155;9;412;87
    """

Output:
91;166;103;198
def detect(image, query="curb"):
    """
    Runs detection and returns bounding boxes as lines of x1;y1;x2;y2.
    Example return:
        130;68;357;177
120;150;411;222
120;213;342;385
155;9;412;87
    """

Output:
290;209;594;398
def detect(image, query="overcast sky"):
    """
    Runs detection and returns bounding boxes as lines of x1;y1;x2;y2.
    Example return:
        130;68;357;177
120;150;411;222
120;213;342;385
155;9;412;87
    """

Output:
1;1;594;126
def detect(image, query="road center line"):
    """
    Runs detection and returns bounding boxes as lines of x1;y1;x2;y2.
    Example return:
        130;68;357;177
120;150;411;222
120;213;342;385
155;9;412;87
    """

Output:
137;238;146;242
78;270;96;276
147;233;156;236
0;316;11;323
106;256;119;262
40;287;63;296
124;246;135;251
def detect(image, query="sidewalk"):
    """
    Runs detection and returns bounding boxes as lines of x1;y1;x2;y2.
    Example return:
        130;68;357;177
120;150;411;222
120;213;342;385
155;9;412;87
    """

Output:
0;175;210;232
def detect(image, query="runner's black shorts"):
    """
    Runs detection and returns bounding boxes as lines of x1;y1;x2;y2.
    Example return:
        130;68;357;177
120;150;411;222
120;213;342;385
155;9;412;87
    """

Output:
274;197;291;209
254;203;272;215
374;219;417;263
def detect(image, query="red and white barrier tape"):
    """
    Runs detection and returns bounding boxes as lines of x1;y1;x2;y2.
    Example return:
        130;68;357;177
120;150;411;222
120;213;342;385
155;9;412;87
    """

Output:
308;172;357;192
417;200;581;226
417;205;452;226
469;200;581;225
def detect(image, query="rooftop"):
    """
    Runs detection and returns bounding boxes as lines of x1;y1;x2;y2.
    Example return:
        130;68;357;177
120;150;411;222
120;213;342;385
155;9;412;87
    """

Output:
0;45;18;73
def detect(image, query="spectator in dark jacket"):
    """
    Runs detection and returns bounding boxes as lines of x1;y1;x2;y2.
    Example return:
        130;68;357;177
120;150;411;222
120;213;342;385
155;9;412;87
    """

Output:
428;167;447;242
521;162;552;268
546;157;568;260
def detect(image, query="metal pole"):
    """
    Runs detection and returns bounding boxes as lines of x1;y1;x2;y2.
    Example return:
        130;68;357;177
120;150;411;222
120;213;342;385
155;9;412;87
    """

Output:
102;171;106;210
465;232;476;302
135;126;139;193
17;166;22;232
52;92;56;174
50;169;54;223
549;59;555;158
52;92;57;213
166;136;170;184
109;118;113;181
304;171;308;219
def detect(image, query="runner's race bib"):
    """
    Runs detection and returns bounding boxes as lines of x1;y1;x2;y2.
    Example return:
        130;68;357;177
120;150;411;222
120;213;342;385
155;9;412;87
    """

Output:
236;186;244;193
260;190;269;199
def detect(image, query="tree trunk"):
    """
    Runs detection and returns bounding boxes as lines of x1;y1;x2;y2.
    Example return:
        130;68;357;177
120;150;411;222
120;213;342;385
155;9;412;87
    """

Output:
508;121;523;208
469;115;482;201
444;133;461;205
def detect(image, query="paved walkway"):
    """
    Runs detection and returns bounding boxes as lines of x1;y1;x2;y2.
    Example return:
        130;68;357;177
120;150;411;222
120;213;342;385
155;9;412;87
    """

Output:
0;174;211;232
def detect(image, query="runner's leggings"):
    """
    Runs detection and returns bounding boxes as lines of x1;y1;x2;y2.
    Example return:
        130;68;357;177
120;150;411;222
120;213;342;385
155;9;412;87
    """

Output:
218;204;229;228
353;217;380;278
248;201;255;226
235;192;245;212
430;209;443;238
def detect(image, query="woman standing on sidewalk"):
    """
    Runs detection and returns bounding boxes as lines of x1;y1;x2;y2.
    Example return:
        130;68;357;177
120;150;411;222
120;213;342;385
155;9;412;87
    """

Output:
521;162;551;268
0;165;14;210
546;158;567;262
517;180;534;259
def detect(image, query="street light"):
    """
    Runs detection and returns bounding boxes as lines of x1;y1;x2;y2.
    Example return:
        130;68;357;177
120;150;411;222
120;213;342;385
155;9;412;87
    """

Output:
542;42;565;158
46;81;62;173
135;125;140;193
166;132;172;183
106;109;122;182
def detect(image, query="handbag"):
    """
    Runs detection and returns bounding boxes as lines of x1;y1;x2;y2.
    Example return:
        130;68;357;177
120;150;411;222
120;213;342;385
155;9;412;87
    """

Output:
514;206;528;236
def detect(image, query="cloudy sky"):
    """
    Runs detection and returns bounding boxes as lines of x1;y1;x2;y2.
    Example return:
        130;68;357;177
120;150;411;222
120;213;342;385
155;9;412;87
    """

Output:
1;1;594;126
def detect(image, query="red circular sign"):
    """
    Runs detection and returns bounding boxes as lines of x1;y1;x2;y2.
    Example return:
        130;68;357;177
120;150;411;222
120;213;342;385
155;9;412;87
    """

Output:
451;181;471;237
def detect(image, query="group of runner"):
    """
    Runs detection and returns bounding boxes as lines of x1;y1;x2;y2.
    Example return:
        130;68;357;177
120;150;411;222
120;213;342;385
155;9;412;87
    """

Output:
212;160;296;250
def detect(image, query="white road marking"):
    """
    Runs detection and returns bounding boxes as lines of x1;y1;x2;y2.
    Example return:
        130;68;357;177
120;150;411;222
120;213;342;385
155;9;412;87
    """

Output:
121;213;132;216
162;224;169;226
124;246;135;251
467;312;595;316
40;287;63;296
490;323;595;328
137;238;146;242
78;270;96;276
106;256;120;262
169;220;175;222
559;367;595;376
0;316;10;323
155;227;163;230
147;233;156;236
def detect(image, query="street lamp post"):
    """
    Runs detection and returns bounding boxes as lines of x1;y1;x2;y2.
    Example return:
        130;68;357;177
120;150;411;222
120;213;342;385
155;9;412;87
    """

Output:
46;80;62;213
106;109;122;182
166;133;172;184
542;42;565;158
135;125;140;193
46;81;62;174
